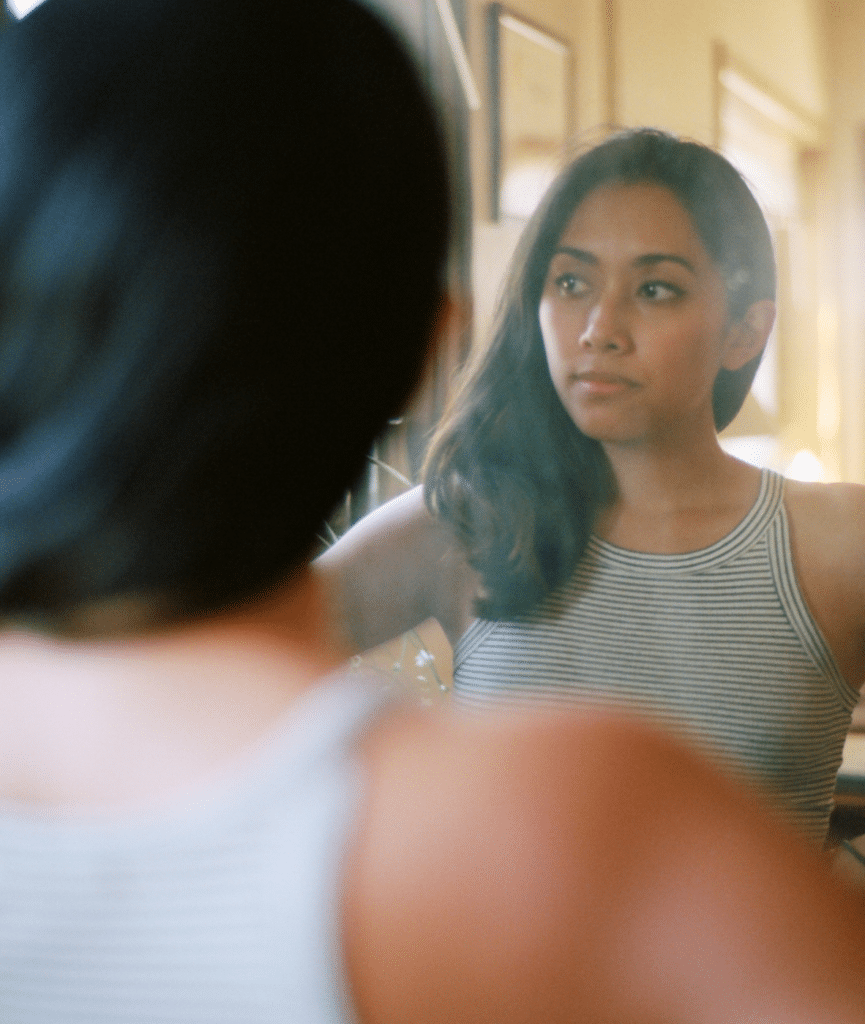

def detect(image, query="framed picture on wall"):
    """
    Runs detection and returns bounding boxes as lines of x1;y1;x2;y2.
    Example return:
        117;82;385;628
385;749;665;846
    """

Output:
488;4;571;220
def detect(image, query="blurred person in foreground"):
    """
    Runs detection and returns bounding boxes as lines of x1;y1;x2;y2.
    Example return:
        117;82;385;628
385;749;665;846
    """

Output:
0;1;863;1021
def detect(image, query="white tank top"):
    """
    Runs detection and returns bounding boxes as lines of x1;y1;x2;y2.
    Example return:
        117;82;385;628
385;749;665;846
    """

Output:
0;673;387;1023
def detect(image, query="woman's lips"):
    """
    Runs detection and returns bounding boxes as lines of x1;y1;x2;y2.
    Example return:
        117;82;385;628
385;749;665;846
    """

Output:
571;371;637;395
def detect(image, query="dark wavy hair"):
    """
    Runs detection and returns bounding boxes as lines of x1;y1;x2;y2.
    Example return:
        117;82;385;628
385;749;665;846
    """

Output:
0;0;449;632
425;128;775;619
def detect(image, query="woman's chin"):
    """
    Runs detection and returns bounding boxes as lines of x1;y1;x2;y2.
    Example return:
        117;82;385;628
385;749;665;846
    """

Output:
571;414;646;446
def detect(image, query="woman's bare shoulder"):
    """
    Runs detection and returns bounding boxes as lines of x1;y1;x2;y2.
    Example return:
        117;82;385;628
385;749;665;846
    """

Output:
783;478;865;690
343;708;650;1024
343;704;865;1024
314;486;475;653
784;476;865;517
783;478;865;577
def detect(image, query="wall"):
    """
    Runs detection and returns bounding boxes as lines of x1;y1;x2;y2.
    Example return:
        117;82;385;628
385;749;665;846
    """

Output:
614;0;827;142
822;0;865;482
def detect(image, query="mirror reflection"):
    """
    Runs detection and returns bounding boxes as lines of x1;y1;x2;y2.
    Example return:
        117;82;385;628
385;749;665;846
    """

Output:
333;0;865;868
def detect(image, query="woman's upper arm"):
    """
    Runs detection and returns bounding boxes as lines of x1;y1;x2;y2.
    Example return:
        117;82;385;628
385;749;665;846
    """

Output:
314;486;462;654
784;480;865;692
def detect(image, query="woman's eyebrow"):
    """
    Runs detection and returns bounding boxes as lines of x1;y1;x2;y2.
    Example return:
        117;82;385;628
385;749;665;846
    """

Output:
634;253;697;274
553;248;697;275
553;246;597;264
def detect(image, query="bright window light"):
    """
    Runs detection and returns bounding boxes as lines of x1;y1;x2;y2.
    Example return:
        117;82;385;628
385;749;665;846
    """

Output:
719;435;780;470
786;449;824;482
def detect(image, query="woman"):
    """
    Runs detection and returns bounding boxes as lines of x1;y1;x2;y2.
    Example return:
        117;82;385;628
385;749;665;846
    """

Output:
3;1;865;1020
319;129;865;843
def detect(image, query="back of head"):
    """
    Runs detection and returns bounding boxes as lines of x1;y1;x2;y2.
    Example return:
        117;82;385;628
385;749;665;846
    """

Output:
0;0;449;630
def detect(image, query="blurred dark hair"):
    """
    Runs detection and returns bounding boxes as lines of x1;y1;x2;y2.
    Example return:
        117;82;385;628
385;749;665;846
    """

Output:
425;128;775;619
0;0;449;630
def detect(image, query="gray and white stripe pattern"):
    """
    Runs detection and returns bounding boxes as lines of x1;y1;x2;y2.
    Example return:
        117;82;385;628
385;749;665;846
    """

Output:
453;470;859;842
0;676;380;1023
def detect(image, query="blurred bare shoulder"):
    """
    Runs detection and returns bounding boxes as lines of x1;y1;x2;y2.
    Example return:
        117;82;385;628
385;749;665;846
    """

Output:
314;486;476;654
343;705;865;1024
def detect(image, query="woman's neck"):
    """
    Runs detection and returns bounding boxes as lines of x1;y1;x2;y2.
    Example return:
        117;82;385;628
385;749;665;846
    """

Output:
595;437;762;553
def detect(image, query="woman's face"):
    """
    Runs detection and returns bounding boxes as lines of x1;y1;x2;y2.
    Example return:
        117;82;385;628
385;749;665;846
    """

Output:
538;181;743;448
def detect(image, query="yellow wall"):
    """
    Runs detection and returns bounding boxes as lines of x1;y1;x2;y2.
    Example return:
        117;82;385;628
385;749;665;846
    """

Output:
822;0;865;482
467;0;829;208
615;0;827;141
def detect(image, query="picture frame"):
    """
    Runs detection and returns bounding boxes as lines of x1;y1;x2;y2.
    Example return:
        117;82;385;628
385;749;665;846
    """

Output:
488;4;572;221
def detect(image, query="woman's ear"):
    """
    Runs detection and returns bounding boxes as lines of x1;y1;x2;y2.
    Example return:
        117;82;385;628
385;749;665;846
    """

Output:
721;300;776;371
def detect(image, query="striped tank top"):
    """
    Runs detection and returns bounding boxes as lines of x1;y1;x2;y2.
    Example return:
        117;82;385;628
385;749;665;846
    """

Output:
0;674;385;1023
453;469;859;842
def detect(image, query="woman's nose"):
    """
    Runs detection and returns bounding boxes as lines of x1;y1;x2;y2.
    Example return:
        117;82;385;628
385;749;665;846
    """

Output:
578;297;628;351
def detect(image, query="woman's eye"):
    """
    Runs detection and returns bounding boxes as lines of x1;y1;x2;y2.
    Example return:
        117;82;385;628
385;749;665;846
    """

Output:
639;281;683;301
553;273;589;297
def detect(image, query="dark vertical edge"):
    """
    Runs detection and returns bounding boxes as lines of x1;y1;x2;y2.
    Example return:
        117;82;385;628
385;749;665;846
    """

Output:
448;0;473;362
